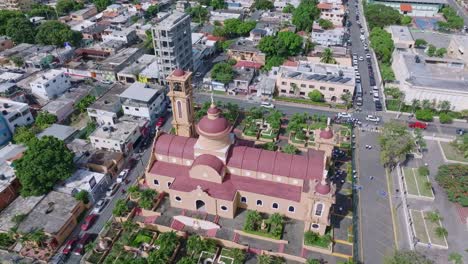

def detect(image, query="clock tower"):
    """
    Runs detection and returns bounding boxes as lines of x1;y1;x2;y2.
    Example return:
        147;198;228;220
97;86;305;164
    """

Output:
166;69;195;137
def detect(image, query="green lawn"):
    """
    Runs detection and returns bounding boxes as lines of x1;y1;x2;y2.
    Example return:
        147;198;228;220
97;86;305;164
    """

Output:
403;168;419;195
410;209;429;244
423;212;447;247
440;142;468;163
412;169;434;198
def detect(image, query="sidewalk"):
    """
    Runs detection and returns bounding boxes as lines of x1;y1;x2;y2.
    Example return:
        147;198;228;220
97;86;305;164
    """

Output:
199;92;344;113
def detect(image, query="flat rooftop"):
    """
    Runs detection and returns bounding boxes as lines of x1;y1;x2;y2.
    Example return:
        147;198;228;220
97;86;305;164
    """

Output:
0;162;16;193
118;54;156;76
280;61;355;85
90;121;139;141
228;39;261;53
38;124;77;141
88;83;127;112
402;53;468;91
31;69;66;85
389;25;414;42
18;191;80;235
100;47;140;67
55;169;106;195
0;195;44;233
120;82;163;102
156;11;189;29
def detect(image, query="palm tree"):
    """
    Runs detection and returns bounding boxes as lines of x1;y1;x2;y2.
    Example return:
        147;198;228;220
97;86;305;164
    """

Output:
268;213;284;226
411;99;420;113
122;220;138;233
258;254;274;264
448;252;463;264
425;211;443;223
438;100;451;112
320;48;337;64
340;92;352;109
85;240;96;253
186;235;203;256
230;248;246;264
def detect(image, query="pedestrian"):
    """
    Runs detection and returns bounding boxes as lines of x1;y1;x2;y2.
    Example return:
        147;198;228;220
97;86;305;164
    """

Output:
396;189;399;193
341;179;345;184
369;176;374;180
353;175;357;179
339;206;343;211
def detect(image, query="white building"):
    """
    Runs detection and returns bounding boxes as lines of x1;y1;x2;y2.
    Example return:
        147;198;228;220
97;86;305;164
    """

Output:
311;22;345;46
318;2;345;27
273;0;301;10
209;10;243;24
87;84;127;126
89;121;142;152
0;98;34;133
54;169;111;203
30;70;71;100
392;50;468;111
102;27;138;44
119;82;167;122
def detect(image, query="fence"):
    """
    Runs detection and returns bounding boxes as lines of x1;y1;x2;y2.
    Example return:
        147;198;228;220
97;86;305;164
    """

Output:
351;126;360;262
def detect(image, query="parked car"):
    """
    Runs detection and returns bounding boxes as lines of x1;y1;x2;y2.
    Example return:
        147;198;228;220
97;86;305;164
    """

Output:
359;56;364;61
101;80;113;85
375;101;383;111
260;102;275;108
365;115;380;122
156;117;165;128
366;54;371;59
92;198;109;214
81;214;98;231
62;238;78;255
456;128;465;135
73;234;94;255
116;169;129;183
356;97;363;106
106;183;120;197
408;121;428;129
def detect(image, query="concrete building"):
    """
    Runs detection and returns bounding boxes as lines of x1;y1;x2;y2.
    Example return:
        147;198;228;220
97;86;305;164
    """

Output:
138;60;161;84
152;11;193;82
209;10;244;24
388;25;415;49
70;5;98;20
227;39;266;66
368;0;446;16
117;54;157;84
229;67;256;94
0;0;31;10
38;124;78;143
275;61;355;103
0;98;34;133
87;83;127;126
146;71;337;235
55;169;111;203
0;144;25;211
92;47;146;81
273;0;301;10
392;50;468;111
317;2;345;27
17;191;86;247
102;27;138;44
119;82;167;122
0;196;43;233
311;22;345;46
89;121;142;152
30;70;71;100
447;35;468;65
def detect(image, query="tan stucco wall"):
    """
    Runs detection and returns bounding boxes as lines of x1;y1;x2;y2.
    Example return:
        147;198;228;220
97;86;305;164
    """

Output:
189;164;225;183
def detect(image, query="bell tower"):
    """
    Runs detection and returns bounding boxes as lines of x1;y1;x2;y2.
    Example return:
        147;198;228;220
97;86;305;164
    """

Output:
166;69;195;137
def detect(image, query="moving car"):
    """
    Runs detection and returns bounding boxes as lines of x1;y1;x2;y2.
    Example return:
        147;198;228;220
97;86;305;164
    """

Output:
62;238;78;255
156;117;165;128
73;234;94;255
408;121;428;129
116;169;129;183
365;115;380;122
337;112;352;119
81;214;98;231
359;56;364;61
105;183;120;197
260;102;275;108
92;198;109;214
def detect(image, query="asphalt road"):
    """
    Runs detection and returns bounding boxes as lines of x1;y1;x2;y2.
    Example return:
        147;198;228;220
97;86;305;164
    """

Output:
59;120;174;264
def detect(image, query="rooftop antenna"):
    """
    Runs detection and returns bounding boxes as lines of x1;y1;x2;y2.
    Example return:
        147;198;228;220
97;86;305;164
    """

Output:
210;91;215;107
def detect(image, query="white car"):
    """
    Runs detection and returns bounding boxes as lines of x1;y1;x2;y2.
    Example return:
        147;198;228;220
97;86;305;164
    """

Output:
116;169;129;183
106;183;120;197
101;80;113;84
260;102;275;108
359;56;364;61
366;54;371;59
372;86;379;92
337;112;352;119
92;199;109;214
365;115;380;122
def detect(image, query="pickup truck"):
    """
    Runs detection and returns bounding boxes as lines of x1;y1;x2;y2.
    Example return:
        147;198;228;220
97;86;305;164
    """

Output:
408;121;428;129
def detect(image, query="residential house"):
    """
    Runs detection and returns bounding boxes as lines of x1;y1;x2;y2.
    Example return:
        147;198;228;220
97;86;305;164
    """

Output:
30;70;72;100
227;39;266;66
117;54;156;84
37;124;78;143
0;144;26;211
55;169;111;203
0;98;34;133
229;67;256;94
317;2;345;27
70;5;98;20
87;83;127;126
119;82;167;122
89;121;142;152
311;22;345;46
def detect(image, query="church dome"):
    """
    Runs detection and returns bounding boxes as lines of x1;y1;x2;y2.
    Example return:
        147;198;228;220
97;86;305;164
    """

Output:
173;68;185;77
315;181;331;195
197;104;231;137
319;127;333;139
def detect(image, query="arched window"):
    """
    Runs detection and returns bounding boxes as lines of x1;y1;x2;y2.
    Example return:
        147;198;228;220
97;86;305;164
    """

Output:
256;200;263;206
177;101;182;119
272;203;279;209
315;203;324;216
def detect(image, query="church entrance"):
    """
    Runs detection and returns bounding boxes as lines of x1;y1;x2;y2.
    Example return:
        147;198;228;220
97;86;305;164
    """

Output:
195;200;206;211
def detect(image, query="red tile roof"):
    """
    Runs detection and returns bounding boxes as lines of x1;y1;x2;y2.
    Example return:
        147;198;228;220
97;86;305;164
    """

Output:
283;60;298;67
400;4;412;12
155;134;196;159
192;154;224;174
317;3;332;9
234;61;262;69
242;147;262;171
150;161;302;201
206;35;225;41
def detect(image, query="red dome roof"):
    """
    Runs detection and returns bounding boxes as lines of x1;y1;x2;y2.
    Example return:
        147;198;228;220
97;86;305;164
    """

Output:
315;181;331;195
207;106;221;114
192;154;224;174
173;69;185;77
319;128;333;139
198;115;230;135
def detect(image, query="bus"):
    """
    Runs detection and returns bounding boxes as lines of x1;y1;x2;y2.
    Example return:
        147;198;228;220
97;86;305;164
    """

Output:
355;83;362;97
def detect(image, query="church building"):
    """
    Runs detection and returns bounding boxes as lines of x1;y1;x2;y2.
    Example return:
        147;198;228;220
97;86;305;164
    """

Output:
145;69;337;235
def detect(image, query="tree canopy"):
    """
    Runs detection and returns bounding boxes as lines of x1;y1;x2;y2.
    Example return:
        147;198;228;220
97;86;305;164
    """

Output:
216;18;256;38
76;95;96;113
438;7;464;30
369;27;394;64
282;3;295;13
308;90;323;102
320;48;337;64
414;39;427;48
0;10;23;35
187;5;208;23
56;0;84;15
210;0;226;10
6;17;36;44
14;136;75;196
292;0;320;31
35;111;57;130
318;18;334;29
144;5;159;20
211;62;234;84
364;4;402;30
93;0;113;12
35;20;82;47
259;31;303;58
378;121;414;167
254;0;274;10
